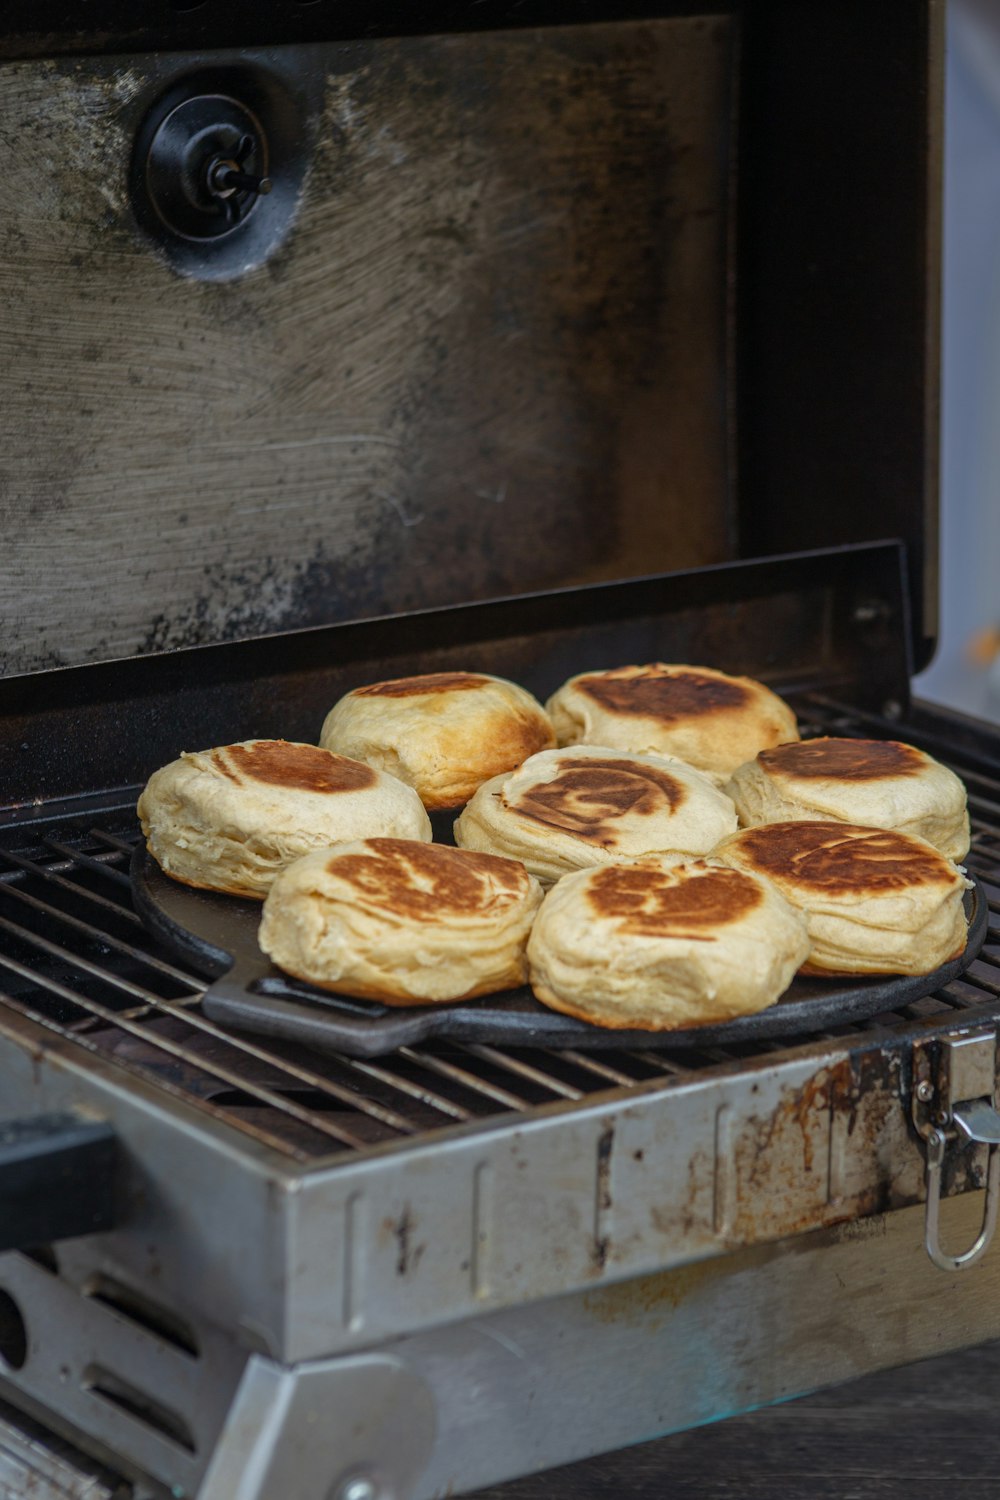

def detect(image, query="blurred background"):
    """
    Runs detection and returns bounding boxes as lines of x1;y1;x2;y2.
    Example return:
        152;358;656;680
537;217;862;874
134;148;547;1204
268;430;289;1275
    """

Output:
914;0;1000;720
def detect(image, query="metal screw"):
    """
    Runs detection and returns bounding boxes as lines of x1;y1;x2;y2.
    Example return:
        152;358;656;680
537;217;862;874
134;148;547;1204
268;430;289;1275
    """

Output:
334;1478;379;1500
207;159;273;198
916;1080;934;1103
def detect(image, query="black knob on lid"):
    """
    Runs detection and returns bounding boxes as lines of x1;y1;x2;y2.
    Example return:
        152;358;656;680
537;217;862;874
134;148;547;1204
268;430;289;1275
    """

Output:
141;93;272;241
129;66;313;281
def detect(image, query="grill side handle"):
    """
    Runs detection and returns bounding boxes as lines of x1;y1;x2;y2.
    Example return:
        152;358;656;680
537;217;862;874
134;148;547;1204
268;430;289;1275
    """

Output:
913;1030;1000;1271
0;1113;117;1253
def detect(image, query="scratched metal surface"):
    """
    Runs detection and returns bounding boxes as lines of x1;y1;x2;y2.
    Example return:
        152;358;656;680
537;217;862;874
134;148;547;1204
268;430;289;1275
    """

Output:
0;17;735;676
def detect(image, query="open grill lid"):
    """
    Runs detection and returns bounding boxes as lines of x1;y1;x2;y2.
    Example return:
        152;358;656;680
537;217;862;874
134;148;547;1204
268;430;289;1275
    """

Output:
0;2;941;683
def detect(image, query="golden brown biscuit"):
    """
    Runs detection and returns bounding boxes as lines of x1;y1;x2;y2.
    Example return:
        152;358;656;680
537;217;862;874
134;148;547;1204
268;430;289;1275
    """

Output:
454;744;738;885
725;736;970;860
713;820;970;975
546;663;799;779
319;671;555;810
137;739;432;899
259;838;544;1004
527;856;810;1029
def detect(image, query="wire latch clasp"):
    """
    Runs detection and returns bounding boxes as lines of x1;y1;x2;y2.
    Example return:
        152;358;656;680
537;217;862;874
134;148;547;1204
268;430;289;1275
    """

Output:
913;1029;1000;1272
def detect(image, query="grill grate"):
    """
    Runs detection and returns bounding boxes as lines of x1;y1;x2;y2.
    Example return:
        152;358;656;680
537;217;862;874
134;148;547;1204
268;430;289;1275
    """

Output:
1;701;999;1166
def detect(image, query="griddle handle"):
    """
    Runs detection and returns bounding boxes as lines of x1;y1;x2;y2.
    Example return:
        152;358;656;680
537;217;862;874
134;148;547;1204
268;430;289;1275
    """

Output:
0;1113;118;1253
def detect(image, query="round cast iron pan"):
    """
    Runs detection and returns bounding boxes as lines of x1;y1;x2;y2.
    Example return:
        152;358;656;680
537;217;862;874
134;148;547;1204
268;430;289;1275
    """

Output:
131;845;989;1060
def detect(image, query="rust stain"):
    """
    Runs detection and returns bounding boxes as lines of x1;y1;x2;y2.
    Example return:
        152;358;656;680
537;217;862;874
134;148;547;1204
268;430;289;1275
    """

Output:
393;1203;425;1277
582;1258;723;1329
728;1058;864;1242
593;1121;615;1270
649;1146;713;1241
786;1066;843;1175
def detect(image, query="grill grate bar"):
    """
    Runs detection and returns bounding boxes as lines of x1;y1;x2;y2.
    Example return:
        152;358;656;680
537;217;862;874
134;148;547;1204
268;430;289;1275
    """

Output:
808;699;1000;804
0;913;198;1011
0;978;321;1160
330;1056;474;1122
395;1047;532;1110
89;830;142;855
964;807;1000;841
0;868;202;987
554;1051;647;1087
0;943;401;1150
961;966;1000;1000
456;1044;585;1100
618;1050;692;1075
1;855;436;1133
0;844;144;926
43;839;133;888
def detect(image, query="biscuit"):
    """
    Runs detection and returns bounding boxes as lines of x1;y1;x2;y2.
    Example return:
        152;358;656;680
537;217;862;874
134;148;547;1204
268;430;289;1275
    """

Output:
527;856;811;1029
454;744;738;885
546;663;799;779
138;740;431;899
725;737;970;860
713;820;970;975
259;838;544;1005
319;671;555;810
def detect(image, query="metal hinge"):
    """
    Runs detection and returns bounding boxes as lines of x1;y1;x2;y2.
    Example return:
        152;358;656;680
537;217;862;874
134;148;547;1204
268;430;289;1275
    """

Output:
912;1029;1000;1271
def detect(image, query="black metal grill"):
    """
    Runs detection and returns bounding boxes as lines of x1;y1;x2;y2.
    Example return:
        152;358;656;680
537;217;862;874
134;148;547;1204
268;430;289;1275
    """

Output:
1;697;998;1167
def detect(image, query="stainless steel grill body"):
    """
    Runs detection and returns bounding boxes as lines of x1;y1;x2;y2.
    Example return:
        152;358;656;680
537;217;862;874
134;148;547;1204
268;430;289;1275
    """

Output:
0;4;962;1495
1;559;999;1495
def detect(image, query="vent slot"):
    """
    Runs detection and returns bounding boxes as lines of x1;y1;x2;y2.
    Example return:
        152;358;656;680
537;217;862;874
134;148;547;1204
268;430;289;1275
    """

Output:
0;1289;27;1370
83;1365;196;1453
84;1274;199;1358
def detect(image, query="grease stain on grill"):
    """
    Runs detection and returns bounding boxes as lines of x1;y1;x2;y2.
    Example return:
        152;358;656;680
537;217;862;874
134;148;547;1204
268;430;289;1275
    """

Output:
582;1258;723;1331
390;1204;426;1277
593;1120;615;1271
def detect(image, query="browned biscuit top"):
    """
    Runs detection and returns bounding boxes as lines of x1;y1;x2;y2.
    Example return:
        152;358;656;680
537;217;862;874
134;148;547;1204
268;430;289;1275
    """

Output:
757;737;924;781
732;821;955;894
576;666;750;722
512;756;686;846
351;672;490;698
585;863;762;938
328;838;530;920
212;742;377;794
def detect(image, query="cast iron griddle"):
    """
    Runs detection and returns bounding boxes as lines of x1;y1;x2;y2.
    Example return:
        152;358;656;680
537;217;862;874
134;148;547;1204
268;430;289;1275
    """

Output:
131;845;989;1059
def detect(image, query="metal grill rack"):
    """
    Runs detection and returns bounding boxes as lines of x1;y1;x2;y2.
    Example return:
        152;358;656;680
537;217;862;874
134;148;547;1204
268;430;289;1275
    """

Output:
1;697;999;1172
